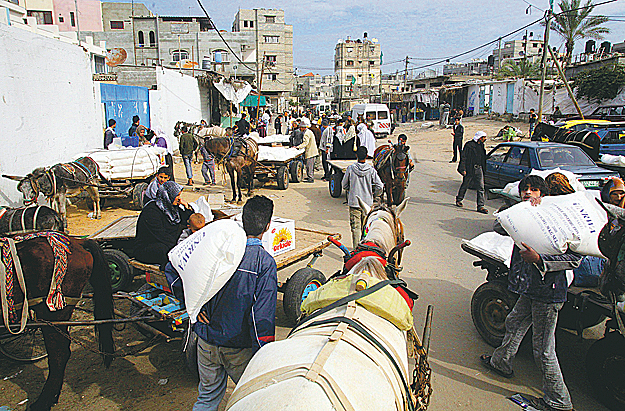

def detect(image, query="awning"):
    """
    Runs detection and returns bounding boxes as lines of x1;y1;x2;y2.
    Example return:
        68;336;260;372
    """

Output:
240;95;266;107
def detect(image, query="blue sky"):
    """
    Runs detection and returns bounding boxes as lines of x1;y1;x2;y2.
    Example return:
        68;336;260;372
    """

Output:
105;0;625;75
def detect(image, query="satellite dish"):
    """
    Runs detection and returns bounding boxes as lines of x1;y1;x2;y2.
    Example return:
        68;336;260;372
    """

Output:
371;38;379;43
106;48;127;66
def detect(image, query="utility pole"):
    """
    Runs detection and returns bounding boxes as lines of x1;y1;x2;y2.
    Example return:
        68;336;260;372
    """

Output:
256;53;267;126
538;3;554;122
403;56;408;92
255;9;259;89
497;37;502;72
548;46;584;118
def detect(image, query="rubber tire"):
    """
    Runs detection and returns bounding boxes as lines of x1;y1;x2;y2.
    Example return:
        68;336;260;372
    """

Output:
277;165;289;190
103;249;134;292
289;160;304;183
586;331;625;410
132;182;148;210
283;267;326;326
181;320;199;381
0;328;48;363
329;172;343;198
471;281;519;347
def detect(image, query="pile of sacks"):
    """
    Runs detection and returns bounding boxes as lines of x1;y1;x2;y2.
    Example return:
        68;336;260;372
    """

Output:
502;168;585;196
257;146;304;162
75;146;167;180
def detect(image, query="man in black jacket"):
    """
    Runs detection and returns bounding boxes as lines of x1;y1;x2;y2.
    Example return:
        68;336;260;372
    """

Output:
455;131;488;214
450;117;464;163
235;113;250;136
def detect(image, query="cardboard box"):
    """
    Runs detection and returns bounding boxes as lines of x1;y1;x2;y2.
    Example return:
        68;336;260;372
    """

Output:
232;215;296;257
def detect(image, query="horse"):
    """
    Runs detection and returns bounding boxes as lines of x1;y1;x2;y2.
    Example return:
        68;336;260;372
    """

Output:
225;196;432;411
0;205;64;235
204;137;258;203
374;143;411;206
0;234;114;410
5;157;108;229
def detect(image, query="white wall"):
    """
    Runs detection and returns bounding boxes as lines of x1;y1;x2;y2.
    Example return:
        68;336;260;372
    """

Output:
0;23;103;206
491;83;508;115
149;68;203;138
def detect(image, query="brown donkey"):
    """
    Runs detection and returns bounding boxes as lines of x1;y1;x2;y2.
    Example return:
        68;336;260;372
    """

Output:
204;137;258;203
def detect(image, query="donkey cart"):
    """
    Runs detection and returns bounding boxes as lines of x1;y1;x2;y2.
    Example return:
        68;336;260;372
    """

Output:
253;146;306;190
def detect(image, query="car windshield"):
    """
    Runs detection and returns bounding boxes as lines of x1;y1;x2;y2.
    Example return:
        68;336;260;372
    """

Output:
537;146;595;168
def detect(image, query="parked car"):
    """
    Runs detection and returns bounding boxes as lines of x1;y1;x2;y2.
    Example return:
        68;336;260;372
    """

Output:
484;141;618;190
590;104;625;122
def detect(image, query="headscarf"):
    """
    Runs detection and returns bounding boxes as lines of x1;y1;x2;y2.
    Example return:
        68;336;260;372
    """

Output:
545;172;575;196
473;131;487;142
154;181;183;224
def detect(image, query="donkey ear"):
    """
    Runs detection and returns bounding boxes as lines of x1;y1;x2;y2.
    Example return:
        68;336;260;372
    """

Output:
396;197;410;217
356;195;371;215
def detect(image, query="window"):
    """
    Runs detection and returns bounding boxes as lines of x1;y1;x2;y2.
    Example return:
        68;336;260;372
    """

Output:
27;10;53;25
172;50;189;62
265;16;275;23
110;21;124;30
266;73;277;81
243;20;248;27
366;112;376;120
346;75;355;83
264;36;279;43
249;20;254;28
69;11;75;27
377;111;388;120
488;146;510;163
370;46;375;52
149;31;156;47
505;147;526;166
213;50;229;63
346;60;354;66
347;47;353;53
94;56;106;74
138;31;145;47
58;16;64;23
265;55;277;63
369;60;375;66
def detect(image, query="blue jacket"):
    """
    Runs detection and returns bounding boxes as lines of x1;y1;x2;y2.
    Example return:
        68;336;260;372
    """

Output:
193;238;278;349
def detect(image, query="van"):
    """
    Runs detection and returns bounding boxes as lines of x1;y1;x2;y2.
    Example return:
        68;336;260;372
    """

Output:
351;103;392;138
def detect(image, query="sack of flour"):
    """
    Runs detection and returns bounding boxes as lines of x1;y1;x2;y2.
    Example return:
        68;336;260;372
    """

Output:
168;219;247;323
495;191;607;257
502;168;585;197
461;232;515;267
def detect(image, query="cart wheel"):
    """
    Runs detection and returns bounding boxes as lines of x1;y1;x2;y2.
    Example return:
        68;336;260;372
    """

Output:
329;172;343;198
471;281;519;347
0;328;47;363
289;161;304;183
103;249;134;292
277;165;290;190
181;320;199;381
283;267;326;326
586;331;625;410
132;182;148;210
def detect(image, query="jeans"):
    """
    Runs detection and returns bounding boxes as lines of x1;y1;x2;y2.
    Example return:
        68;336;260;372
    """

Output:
452;138;463;162
305;156;316;181
529;122;536;137
183;154;194;179
193;338;256;411
490;295;572;410
349;206;365;249
456;165;485;208
321;150;331;179
202;160;215;184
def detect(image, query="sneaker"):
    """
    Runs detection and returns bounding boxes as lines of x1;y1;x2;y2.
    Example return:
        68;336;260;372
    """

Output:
455;200;463;207
477;207;488;214
479;355;514;378
525;395;573;411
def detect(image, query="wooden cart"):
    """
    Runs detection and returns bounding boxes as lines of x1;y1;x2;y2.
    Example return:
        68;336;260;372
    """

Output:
327;159;373;198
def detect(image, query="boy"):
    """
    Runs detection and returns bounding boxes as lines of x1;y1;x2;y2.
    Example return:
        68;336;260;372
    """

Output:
178;213;206;244
193;195;277;411
199;145;216;186
529;108;537;137
144;167;172;203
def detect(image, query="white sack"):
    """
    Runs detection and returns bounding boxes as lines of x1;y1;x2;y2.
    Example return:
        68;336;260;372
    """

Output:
190;196;214;223
461;232;515;267
258;146;304;162
75;147;166;180
502;168;585;196
251;134;291;144
601;154;625;167
168;219;246;324
495;191;607;257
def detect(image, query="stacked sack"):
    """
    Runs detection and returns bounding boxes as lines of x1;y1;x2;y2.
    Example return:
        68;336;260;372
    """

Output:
75;146;167;180
257;146;304;162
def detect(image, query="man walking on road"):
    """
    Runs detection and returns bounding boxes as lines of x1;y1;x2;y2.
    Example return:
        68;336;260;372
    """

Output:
319;119;335;181
104;119;117;149
179;125;197;186
342;146;384;248
296;117;319;183
439;102;450;127
235;113;250;136
450;116;464;163
455;131;488;214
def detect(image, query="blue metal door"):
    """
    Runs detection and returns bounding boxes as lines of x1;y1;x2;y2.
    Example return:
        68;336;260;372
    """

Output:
506;83;515;114
100;83;150;138
479;88;486;114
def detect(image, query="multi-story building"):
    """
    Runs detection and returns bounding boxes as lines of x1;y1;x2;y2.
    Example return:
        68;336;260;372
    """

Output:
334;34;381;112
492;38;544;69
232;8;294;112
296;73;334;106
16;0;102;31
443;60;490;76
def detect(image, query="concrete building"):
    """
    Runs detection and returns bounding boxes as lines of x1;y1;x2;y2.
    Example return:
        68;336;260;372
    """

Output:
334;34;382;112
492;38;544;69
53;0;103;32
565;54;625;80
232;8;294;112
295;72;334;107
443;60;490;76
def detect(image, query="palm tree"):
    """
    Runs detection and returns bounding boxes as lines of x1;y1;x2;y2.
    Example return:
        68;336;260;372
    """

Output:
546;0;610;65
497;59;541;79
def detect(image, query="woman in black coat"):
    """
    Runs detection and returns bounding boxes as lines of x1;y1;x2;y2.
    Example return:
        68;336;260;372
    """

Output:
134;181;193;269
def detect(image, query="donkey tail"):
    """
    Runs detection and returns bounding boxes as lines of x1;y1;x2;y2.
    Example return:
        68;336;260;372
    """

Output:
81;239;115;367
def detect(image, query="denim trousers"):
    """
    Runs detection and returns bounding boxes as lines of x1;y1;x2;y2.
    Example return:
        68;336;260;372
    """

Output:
490;294;572;410
202;160;215;184
193;338;256;411
456;166;485;208
183;154;194;179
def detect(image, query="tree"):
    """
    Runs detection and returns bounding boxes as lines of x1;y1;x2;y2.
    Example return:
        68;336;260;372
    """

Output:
546;0;610;65
573;64;625;102
497;59;541;79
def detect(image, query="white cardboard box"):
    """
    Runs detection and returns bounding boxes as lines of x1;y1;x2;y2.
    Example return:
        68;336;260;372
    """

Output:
233;215;296;257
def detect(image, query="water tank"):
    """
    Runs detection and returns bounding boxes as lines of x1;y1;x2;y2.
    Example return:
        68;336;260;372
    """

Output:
600;41;612;53
585;40;596;54
202;58;211;70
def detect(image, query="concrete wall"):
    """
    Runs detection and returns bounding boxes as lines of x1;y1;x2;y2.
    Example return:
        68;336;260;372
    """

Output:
53;0;102;32
0;23;103;206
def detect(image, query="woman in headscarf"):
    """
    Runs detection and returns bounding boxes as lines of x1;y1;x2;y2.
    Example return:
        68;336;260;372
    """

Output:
545;172;575;196
357;122;376;158
601;176;625;208
134;181;193;269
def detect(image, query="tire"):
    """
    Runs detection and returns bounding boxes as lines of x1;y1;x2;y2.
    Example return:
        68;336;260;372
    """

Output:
132;182;148;210
103;249;134;292
0;328;47;363
329;172;343;198
283;267;326;326
289;160;304;183
471;281;519;347
181;320;199;381
277;165;289;190
586;331;625;410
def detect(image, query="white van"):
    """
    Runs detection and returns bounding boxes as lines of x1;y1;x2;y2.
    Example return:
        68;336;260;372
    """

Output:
351;103;392;138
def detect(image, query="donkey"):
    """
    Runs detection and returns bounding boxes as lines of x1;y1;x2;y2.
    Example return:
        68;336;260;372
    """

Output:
204;137;258;203
6;157;107;229
374;143;411;206
0;205;64;235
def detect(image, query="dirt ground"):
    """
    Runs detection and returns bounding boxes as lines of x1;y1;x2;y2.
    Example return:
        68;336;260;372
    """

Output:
0;115;534;410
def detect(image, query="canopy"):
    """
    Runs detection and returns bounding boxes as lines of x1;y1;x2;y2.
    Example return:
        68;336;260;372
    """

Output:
213;78;252;104
241;95;266;107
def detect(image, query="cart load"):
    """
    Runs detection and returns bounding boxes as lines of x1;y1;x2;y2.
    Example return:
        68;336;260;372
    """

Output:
251;134;291;145
257;146;303;162
75;146;167;180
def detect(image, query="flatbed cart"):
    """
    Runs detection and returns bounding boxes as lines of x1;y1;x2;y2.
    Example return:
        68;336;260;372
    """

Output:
254;147;306;190
326;159;373;198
